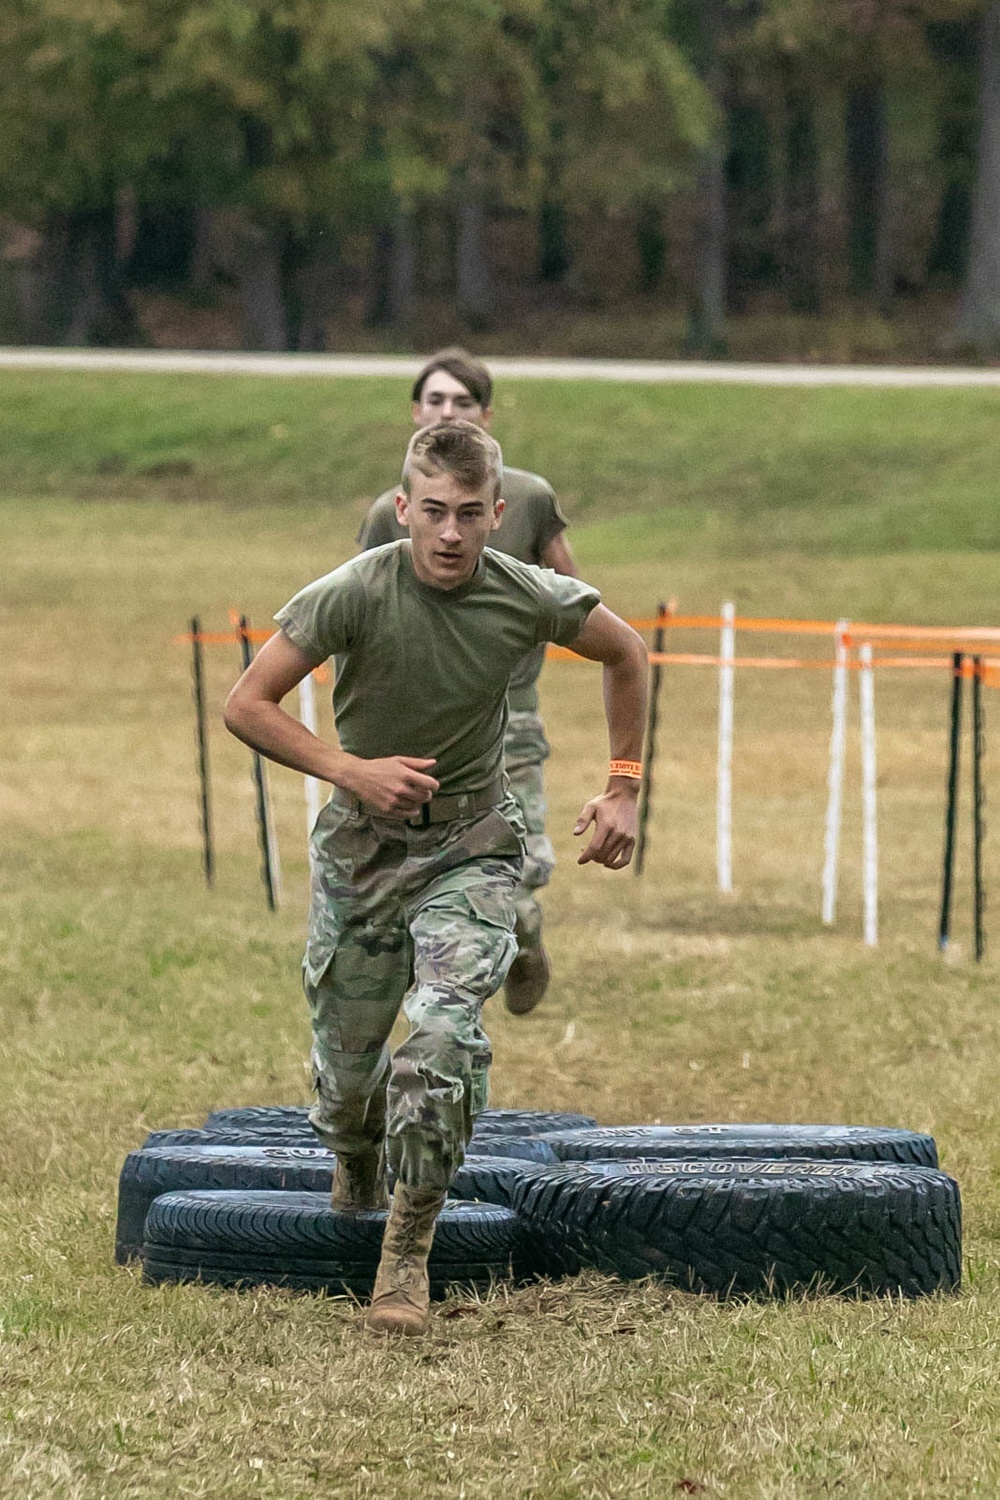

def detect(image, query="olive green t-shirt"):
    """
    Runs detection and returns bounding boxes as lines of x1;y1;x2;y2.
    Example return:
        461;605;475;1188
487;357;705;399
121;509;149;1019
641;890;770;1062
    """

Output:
357;465;569;713
275;542;599;797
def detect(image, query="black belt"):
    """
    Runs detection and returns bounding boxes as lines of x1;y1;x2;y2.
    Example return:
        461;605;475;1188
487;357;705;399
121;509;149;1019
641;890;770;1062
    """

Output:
331;778;504;827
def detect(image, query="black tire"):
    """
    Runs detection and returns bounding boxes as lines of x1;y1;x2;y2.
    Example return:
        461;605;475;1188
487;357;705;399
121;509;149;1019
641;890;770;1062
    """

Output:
115;1145;334;1264
450;1154;546;1209
541;1124;939;1168
142;1191;527;1298
465;1134;558;1164
202;1105;596;1137
116;1144;544;1268
509;1160;961;1297
143;1127;319;1151
204;1106;312;1131
470;1109;598;1137
144;1126;560;1162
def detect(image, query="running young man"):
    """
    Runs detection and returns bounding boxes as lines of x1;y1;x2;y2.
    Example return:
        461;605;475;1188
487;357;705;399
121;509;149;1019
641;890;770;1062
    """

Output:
357;348;574;1016
225;422;647;1337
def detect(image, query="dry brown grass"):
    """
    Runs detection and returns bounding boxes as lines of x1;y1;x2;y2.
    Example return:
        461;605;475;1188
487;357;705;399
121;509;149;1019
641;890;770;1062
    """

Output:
3;486;1000;1498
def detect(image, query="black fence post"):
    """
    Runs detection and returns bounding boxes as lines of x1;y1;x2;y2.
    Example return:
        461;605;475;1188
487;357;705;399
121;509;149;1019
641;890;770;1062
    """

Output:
635;602;668;878
939;651;964;950
973;655;987;962
237;615;280;911
190;615;215;888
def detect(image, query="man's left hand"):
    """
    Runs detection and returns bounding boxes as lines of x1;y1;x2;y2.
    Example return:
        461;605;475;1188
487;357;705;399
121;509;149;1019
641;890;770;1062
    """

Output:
573;787;639;869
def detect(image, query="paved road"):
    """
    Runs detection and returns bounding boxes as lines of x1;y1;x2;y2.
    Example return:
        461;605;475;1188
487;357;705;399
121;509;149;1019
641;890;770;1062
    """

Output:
3;346;1000;387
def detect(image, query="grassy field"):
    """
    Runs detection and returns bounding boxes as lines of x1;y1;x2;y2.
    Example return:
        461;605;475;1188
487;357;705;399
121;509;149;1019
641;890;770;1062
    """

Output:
2;370;1000;1498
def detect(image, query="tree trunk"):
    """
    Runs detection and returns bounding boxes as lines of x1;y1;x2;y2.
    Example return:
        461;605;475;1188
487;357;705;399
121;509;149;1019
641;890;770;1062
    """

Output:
456;178;496;328
190;208;217;293
16;214;76;342
365;208;416;328
845;81;892;311
238;230;287;350
636;201;666;294
284;227;337;352
212;213;288;349
538;199;571;284
926;16;979;286
955;3;1000;348
783;81;821;314
389;208;417;327
14;205;133;346
688;146;727;353
686;0;727;355
726;96;773;314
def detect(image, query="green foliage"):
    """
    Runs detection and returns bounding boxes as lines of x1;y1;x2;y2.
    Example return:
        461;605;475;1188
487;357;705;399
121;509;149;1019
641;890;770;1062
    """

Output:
537;0;710;211
0;0;707;235
0;0;172;217
749;0;986;77
158;0;397;223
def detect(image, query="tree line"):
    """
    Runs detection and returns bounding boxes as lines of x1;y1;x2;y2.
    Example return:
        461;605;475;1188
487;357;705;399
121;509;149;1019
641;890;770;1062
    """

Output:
1;0;999;354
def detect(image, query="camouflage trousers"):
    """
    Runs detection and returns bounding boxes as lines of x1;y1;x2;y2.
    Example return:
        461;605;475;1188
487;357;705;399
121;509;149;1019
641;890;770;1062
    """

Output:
505;710;555;951
303;791;523;1193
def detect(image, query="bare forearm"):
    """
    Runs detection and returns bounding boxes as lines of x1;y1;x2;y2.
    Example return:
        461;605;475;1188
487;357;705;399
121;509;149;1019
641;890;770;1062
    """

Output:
224;698;355;786
602;637;648;774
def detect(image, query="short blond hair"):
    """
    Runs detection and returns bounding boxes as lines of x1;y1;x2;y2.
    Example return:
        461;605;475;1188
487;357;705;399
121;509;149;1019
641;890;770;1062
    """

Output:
401;420;503;502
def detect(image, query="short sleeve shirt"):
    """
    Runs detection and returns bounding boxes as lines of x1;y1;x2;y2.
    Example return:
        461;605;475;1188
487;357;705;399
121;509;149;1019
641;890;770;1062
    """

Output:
275;542;599;796
357;465;569;713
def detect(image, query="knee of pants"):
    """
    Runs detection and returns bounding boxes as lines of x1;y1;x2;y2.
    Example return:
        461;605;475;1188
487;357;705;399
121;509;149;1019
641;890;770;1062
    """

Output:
310;1043;389;1154
386;993;493;1182
385;1048;487;1191
409;886;518;1008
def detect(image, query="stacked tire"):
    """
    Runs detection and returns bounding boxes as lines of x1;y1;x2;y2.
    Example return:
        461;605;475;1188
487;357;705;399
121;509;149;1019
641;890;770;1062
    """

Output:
116;1108;961;1301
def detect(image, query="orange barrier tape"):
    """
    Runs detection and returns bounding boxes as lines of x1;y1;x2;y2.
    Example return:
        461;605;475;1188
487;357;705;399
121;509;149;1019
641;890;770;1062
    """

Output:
850;623;1000;644
175;628;274;645
182;616;1000;648
852;634;1000;650
645;653;900;670
546;645;1000;682
623;614;1000;643
648;653;837;669
179;621;1000;686
636;614;838;636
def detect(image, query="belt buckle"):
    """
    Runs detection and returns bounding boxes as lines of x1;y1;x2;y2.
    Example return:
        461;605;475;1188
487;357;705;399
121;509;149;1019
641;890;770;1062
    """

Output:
408;802;432;829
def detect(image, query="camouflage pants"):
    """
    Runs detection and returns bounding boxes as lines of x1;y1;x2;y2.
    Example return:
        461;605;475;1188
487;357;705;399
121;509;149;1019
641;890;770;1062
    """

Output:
505;710;554;951
303;792;523;1192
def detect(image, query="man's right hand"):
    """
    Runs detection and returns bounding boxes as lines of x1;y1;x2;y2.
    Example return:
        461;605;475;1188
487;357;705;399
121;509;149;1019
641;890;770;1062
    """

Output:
339;756;439;817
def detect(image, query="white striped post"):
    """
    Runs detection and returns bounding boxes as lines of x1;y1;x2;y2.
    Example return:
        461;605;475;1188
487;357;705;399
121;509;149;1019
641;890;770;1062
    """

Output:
859;643;879;946
821;619;850;925
717;601;736;893
298;671;322;837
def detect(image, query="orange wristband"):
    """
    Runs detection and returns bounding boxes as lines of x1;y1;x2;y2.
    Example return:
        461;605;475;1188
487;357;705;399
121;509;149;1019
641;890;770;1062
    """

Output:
609;759;643;779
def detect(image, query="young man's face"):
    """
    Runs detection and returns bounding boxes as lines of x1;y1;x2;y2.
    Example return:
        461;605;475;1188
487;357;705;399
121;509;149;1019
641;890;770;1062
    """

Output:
396;466;504;590
412;370;492;429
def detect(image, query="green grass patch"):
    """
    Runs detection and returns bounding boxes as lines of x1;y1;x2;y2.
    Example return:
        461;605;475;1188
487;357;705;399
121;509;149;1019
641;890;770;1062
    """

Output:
4;370;1000;559
3;370;1000;1496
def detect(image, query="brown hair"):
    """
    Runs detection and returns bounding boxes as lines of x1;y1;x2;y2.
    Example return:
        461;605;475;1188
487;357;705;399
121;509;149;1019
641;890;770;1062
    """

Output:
411;347;493;409
401;421;503;502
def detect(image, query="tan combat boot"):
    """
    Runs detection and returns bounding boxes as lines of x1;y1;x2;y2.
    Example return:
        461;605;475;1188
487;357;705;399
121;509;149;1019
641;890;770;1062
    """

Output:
503;943;550;1015
364;1184;446;1337
330;1146;389;1213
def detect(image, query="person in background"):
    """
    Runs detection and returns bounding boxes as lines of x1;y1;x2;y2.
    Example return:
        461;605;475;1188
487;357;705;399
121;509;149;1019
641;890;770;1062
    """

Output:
357;348;577;1015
